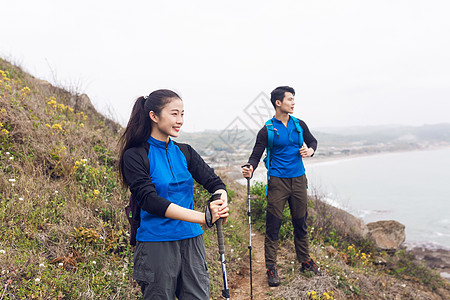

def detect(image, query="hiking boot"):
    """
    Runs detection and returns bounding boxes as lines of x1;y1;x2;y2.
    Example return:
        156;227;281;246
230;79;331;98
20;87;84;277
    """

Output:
301;259;321;275
266;267;281;287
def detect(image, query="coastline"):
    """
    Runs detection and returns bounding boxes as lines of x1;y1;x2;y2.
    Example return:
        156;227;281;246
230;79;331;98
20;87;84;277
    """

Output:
304;144;450;167
218;146;450;280
230;145;450;189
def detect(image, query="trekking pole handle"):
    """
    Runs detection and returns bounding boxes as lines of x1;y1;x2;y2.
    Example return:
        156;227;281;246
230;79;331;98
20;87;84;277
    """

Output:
216;219;225;255
211;193;226;255
241;163;252;179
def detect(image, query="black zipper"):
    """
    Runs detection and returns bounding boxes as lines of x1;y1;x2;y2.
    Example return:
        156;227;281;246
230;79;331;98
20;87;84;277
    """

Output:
166;144;175;178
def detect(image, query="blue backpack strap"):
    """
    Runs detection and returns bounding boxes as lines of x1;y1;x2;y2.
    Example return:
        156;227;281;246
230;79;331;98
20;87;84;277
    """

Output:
290;116;309;189
263;119;274;169
263;119;275;196
290;116;304;147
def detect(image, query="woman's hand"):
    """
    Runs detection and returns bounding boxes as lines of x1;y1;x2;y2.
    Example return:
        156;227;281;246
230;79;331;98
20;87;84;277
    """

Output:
209;199;229;224
211;189;229;224
165;189;229;226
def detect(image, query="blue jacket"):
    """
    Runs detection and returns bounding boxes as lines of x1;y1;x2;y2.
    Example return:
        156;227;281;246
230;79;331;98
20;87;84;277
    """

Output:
248;116;318;178
123;136;226;242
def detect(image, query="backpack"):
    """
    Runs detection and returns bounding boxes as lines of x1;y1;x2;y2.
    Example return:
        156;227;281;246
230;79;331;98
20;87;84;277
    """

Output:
262;116;304;195
125;141;191;246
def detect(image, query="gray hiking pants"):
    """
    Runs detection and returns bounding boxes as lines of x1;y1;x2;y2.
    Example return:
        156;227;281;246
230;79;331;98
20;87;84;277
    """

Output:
133;235;209;299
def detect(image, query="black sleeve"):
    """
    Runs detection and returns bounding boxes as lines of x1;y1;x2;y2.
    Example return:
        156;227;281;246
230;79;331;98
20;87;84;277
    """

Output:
300;120;318;154
123;148;171;217
247;126;267;172
185;144;227;193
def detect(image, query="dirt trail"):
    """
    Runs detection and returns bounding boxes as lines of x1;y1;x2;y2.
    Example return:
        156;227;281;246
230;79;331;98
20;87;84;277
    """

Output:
221;170;292;299
228;230;277;299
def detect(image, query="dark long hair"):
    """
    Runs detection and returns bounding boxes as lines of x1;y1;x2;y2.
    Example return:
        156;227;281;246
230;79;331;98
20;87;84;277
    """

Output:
118;89;181;187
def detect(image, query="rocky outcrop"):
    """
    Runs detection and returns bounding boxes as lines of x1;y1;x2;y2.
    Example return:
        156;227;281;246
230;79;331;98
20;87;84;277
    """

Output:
72;93;95;112
367;220;406;250
328;206;369;239
408;246;450;280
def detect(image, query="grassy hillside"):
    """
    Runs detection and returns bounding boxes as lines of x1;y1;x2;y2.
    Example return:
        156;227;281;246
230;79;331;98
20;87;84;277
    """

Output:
0;59;248;299
1;58;448;299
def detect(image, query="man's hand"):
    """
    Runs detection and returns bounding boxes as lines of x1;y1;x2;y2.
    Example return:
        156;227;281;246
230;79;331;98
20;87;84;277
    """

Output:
299;144;314;158
241;164;253;179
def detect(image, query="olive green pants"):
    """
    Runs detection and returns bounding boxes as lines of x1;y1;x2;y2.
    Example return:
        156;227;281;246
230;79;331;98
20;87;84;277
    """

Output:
265;175;310;268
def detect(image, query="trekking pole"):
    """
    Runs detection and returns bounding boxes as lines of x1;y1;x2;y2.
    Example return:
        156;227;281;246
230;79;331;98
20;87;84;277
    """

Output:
241;163;253;299
211;193;230;299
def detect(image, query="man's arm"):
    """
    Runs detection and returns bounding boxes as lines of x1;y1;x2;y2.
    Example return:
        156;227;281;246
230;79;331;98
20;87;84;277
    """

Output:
247;126;268;171
299;120;317;157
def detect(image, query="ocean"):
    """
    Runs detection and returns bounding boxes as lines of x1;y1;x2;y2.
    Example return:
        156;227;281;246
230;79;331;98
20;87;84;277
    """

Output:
245;148;450;249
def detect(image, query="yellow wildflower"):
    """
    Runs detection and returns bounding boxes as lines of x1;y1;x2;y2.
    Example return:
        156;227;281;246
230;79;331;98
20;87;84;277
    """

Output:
51;124;63;130
1;129;9;134
45;124;51;128
47;96;57;108
93;189;100;195
79;123;84;128
57;103;67;112
308;291;318;299
20;86;31;97
73;160;82;171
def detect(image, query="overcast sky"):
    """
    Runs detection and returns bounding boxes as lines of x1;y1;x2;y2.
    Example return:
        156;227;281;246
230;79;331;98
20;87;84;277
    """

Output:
1;0;449;132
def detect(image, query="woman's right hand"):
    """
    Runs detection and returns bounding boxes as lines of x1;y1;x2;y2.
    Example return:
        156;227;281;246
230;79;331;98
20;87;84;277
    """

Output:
209;199;229;224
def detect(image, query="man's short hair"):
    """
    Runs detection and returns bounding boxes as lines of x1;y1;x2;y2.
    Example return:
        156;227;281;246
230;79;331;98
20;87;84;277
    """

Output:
270;86;295;109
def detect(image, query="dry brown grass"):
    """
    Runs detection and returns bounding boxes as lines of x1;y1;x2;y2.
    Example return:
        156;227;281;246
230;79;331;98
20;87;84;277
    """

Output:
0;58;140;298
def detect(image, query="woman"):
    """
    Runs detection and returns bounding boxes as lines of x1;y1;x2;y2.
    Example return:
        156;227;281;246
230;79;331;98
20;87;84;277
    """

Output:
119;89;229;299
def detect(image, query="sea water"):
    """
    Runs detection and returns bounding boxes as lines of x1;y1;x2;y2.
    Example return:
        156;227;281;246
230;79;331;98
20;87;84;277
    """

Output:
245;148;450;249
304;148;450;249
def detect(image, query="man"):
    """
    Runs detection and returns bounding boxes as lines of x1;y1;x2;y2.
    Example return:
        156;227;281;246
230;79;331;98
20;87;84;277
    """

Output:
242;86;319;287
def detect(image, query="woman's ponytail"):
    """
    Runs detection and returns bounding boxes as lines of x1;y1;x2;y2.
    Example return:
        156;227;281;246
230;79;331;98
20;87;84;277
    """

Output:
118;96;152;187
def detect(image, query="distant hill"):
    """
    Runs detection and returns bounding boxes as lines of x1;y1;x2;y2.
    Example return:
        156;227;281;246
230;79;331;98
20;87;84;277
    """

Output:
176;123;450;165
316;123;450;143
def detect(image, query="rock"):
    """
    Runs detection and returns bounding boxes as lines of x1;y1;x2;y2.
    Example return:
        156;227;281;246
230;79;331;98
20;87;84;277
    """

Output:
319;205;369;239
408;246;450;281
72;93;95;112
367;220;405;250
36;79;52;88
